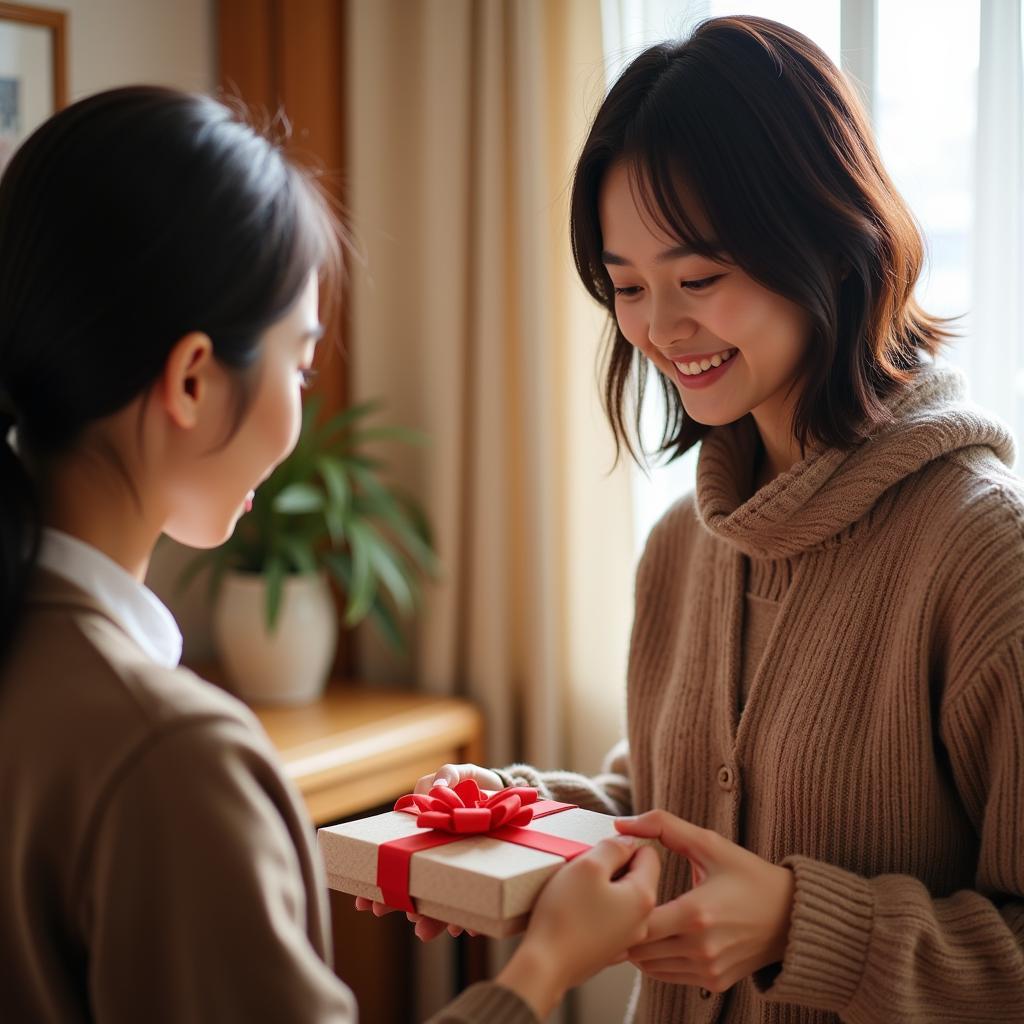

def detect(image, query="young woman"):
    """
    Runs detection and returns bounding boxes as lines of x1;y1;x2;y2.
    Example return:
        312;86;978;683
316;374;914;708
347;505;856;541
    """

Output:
0;86;660;1024
407;16;1024;1023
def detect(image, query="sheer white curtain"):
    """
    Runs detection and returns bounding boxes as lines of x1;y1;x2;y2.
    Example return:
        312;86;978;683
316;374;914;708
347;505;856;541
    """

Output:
970;0;1023;458
605;0;1024;553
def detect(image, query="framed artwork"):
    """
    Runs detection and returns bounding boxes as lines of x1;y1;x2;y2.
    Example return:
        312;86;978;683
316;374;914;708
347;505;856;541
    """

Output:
0;2;66;173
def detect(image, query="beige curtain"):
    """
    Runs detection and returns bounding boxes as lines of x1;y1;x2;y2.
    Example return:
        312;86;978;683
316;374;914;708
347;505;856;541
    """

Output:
345;2;638;1018
345;0;635;777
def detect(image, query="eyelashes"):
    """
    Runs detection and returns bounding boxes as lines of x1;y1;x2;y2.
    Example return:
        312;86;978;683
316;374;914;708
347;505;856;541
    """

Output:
298;368;319;390
613;274;724;297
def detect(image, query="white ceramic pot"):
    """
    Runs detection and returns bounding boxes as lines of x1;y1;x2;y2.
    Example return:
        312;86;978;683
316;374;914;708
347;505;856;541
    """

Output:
213;569;338;705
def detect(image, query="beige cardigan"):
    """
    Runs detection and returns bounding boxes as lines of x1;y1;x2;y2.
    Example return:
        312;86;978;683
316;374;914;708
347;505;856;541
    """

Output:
0;570;532;1023
500;363;1024;1023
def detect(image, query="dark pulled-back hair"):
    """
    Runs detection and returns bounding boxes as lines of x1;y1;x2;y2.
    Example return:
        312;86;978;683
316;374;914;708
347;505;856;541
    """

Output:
0;85;341;660
570;16;952;465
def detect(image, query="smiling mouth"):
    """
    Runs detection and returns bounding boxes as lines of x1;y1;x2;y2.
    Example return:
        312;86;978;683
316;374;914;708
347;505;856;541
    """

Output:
672;347;737;377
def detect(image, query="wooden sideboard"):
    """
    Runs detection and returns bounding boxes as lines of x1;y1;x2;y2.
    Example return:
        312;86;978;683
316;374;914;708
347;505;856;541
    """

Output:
251;682;484;826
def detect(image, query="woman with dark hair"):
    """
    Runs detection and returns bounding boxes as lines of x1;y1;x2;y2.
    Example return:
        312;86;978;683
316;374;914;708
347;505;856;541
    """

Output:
0;87;659;1023
412;16;1024;1023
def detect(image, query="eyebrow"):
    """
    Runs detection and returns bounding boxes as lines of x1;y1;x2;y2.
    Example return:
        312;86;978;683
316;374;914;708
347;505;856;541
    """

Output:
301;325;326;342
601;244;709;266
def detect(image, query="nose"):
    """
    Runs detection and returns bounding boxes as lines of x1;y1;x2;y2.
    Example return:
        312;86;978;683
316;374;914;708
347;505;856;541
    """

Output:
647;296;696;352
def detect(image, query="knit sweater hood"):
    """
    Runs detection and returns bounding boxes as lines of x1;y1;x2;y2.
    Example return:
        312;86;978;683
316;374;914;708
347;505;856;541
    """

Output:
696;361;1016;560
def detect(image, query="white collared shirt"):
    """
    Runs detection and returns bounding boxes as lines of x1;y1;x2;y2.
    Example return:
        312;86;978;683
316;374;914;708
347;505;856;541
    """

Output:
36;529;183;669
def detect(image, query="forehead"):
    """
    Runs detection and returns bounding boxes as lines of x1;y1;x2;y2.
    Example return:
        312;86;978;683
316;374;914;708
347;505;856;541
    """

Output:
598;159;715;257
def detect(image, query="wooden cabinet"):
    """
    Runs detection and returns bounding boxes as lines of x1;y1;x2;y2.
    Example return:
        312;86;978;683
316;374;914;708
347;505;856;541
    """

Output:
253;682;484;826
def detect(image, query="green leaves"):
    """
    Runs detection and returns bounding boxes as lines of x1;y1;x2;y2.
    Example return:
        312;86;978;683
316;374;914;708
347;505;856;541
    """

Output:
273;483;325;514
179;397;439;649
264;551;287;631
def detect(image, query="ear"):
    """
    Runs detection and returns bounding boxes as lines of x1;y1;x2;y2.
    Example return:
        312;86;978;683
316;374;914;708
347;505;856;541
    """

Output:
160;332;216;430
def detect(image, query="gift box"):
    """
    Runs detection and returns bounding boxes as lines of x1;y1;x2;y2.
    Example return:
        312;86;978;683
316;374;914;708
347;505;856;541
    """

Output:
317;780;626;938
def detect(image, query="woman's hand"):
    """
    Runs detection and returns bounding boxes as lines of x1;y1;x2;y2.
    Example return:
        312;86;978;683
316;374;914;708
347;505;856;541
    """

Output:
353;896;477;941
496;835;661;1019
413;762;504;794
615;810;794;994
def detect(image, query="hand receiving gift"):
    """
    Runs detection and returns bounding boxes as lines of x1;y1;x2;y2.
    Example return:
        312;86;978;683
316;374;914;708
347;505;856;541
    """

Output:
614;811;795;993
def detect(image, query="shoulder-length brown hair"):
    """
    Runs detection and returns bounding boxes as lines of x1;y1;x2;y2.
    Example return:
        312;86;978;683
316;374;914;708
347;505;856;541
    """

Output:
570;15;953;464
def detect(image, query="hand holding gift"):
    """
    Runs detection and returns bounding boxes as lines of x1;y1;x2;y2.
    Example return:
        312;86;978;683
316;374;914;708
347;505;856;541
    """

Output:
615;810;795;993
494;830;659;1018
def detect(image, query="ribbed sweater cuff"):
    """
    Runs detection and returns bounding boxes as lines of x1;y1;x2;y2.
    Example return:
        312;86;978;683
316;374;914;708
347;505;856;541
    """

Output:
427;982;539;1024
494;764;553;798
755;855;874;1014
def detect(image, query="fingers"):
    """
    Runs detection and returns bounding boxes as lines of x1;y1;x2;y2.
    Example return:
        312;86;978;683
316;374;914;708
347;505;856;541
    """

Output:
615;811;719;862
620;843;661;895
413;765;460;794
413;763;502;795
641;893;702;944
414;770;441;795
580;834;641;877
354;896;402;918
408;914;449;941
359;895;472;943
627;935;691;964
633;962;707;987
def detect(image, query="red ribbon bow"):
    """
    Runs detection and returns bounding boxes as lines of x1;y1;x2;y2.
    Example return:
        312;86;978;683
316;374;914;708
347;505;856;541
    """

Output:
394;779;540;833
377;782;589;915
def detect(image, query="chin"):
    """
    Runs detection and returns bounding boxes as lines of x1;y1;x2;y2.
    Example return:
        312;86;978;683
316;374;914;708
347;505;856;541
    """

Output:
165;516;239;550
679;399;751;428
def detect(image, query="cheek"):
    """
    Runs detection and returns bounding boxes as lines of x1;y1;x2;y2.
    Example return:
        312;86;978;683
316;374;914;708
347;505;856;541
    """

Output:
721;288;809;367
245;368;303;472
272;377;304;458
761;303;812;371
614;303;653;355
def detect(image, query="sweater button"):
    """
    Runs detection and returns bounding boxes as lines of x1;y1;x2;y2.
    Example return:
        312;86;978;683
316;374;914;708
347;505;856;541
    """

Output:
699;987;712;1000
717;764;736;791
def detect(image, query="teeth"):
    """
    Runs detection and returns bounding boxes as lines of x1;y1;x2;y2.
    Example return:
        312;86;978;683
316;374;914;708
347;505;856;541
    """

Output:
675;349;736;376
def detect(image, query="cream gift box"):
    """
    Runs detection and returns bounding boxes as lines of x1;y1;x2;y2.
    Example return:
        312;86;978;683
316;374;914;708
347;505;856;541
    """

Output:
317;781;627;938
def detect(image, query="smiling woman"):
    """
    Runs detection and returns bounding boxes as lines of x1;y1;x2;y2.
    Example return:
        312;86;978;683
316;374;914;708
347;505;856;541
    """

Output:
571;17;951;471
414;14;1024;1024
596;161;815;478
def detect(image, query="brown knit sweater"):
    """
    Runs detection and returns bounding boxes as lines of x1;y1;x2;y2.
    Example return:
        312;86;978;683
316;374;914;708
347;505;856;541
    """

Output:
499;363;1024;1023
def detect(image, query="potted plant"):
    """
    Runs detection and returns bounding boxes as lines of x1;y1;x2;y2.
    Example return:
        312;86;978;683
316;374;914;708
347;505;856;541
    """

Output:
181;397;438;704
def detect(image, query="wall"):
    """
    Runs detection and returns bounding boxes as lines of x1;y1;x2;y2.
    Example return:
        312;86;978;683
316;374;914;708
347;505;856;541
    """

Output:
29;0;213;99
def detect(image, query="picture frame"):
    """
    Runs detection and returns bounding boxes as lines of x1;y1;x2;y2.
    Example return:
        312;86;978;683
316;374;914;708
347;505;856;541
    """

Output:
0;2;66;173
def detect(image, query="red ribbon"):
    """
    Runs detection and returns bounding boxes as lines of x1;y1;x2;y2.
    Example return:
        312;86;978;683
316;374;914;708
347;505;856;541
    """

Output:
377;779;590;913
